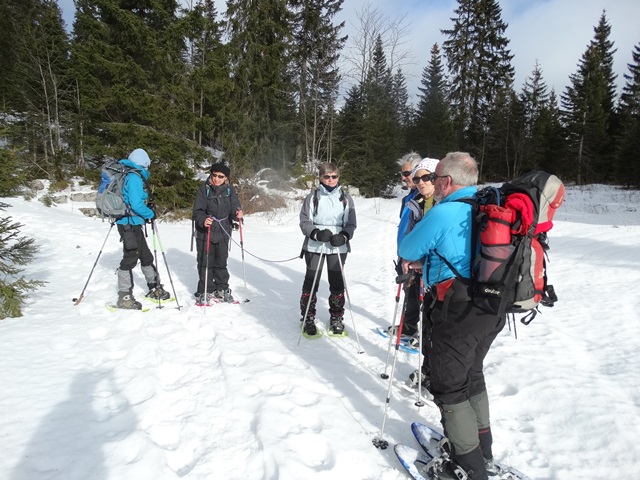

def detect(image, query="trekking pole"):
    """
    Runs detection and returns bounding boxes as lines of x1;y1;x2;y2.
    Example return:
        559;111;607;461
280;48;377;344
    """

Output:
296;248;326;347
202;223;211;313
150;220;182;310
380;273;412;379
73;223;115;305
414;276;426;408
238;219;249;302
150;222;162;309
335;248;364;354
373;288;410;449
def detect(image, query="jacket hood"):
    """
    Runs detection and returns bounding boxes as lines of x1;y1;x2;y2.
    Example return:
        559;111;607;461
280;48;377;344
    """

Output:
119;159;150;180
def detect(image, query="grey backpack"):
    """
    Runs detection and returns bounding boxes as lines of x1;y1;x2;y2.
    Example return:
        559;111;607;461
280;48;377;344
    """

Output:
96;161;143;219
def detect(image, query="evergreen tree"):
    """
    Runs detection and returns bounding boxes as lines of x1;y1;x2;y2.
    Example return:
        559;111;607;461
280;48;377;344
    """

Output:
70;0;199;209
0;203;44;319
333;84;366;185
561;11;617;184
224;0;297;173
441;0;514;172
411;43;455;158
290;0;346;169
615;43;640;187
341;35;400;196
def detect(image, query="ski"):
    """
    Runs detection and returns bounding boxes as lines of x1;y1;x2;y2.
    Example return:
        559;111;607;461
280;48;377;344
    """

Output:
375;327;419;354
405;422;531;480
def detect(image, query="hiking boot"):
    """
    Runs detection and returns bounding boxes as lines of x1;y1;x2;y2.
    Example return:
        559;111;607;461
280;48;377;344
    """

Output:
303;316;317;336
408;369;431;389
195;292;213;305
484;458;499;476
116;294;142;310
214;289;235;303
146;284;170;300
329;316;345;334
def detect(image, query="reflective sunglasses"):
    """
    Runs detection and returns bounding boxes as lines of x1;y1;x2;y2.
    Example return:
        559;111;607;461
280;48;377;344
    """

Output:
322;174;339;180
401;170;412;177
211;173;226;179
412;172;438;184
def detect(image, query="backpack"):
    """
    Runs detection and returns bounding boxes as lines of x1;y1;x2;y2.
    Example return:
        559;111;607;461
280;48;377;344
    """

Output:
96;160;145;220
438;171;565;324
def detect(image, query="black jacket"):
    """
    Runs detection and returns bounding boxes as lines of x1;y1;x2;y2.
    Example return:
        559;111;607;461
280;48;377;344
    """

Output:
192;179;241;244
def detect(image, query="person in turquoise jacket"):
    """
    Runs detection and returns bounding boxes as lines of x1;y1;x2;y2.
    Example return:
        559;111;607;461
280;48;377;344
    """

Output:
399;152;506;480
114;148;169;309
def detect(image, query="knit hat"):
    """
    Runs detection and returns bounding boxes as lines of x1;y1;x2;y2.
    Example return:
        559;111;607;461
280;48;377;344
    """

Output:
210;162;231;177
128;148;151;168
413;157;439;176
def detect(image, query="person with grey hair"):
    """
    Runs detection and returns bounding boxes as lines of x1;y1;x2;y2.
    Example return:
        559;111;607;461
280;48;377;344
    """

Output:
399;152;505;480
299;163;357;336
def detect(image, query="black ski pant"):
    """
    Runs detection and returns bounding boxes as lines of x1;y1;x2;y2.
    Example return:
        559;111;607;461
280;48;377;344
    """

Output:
428;280;505;460
118;224;154;270
401;273;422;336
196;237;230;294
302;251;346;294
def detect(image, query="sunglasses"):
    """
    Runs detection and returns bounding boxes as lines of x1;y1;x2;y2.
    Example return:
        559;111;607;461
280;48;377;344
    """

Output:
401;170;412;177
412;172;439;184
322;174;339;180
211;173;226;179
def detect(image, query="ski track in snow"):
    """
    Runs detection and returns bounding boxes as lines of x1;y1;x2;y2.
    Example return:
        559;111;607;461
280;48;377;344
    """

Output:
0;184;639;479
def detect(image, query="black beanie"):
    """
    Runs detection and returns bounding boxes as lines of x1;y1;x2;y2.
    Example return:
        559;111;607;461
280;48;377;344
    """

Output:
210;162;231;177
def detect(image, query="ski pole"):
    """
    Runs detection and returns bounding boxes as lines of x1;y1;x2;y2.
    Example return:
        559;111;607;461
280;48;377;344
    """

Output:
73;222;114;305
239;219;249;302
297;248;325;346
415;276;426;407
151;220;181;310
202;222;211;313
150;222;162;309
380;273;411;379
373;287;410;449
335;247;364;354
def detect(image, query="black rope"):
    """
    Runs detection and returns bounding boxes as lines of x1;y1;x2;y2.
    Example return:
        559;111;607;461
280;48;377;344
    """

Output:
209;216;300;264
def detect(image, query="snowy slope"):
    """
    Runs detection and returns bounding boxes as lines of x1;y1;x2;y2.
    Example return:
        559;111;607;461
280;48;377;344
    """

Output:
0;184;639;480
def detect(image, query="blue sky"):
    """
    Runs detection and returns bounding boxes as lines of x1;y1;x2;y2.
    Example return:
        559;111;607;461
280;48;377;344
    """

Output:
57;0;639;100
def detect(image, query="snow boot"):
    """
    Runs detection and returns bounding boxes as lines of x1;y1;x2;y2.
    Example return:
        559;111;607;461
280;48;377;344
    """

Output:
195;292;213;305
454;446;488;480
146;283;170;300
300;291;317;319
303;316;318;336
328;292;345;318
214;288;235;303
408;368;431;389
117;292;142;310
329;316;345;334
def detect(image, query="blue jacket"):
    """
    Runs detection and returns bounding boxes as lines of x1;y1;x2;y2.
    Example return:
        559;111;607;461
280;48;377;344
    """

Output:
116;159;154;226
399;186;477;287
396;189;417;255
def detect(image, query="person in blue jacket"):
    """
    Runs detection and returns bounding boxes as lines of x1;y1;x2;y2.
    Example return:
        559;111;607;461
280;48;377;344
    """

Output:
114;148;169;309
399;152;506;480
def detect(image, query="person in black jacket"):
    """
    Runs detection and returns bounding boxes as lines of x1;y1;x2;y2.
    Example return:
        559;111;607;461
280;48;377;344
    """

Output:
192;163;243;304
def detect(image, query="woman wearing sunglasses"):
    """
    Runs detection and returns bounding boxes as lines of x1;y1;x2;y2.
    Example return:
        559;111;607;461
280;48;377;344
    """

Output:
192;162;243;305
299;163;357;336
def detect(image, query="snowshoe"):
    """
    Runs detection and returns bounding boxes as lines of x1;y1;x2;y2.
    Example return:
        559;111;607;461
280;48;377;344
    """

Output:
116;294;142;310
145;284;170;301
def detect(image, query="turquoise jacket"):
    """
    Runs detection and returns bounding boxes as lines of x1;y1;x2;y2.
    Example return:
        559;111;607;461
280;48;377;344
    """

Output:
116;159;153;226
399;186;477;287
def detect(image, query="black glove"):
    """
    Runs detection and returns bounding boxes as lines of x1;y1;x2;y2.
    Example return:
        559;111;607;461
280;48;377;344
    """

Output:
394;260;403;276
330;233;346;247
232;221;240;231
316;229;333;242
146;211;156;224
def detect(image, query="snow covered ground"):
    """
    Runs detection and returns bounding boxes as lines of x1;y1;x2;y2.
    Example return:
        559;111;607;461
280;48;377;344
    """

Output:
0;182;639;480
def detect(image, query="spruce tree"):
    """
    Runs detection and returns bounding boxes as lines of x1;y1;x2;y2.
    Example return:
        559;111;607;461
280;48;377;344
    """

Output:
615;43;640;187
224;0;297;173
290;0;346;168
411;43;455;158
0;203;44;319
441;0;514;172
561;11;617;184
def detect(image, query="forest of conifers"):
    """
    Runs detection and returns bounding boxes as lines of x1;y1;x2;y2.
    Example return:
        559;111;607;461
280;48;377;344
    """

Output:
1;0;639;208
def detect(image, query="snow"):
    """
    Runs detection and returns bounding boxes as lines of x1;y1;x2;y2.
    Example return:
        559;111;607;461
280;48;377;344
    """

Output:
1;183;639;480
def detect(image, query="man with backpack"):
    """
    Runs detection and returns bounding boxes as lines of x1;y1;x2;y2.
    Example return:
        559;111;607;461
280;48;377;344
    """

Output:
399;152;505;480
114;148;170;309
192;162;243;304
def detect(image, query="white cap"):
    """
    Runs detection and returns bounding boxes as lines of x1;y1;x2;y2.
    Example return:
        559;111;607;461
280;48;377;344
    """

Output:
412;157;439;176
